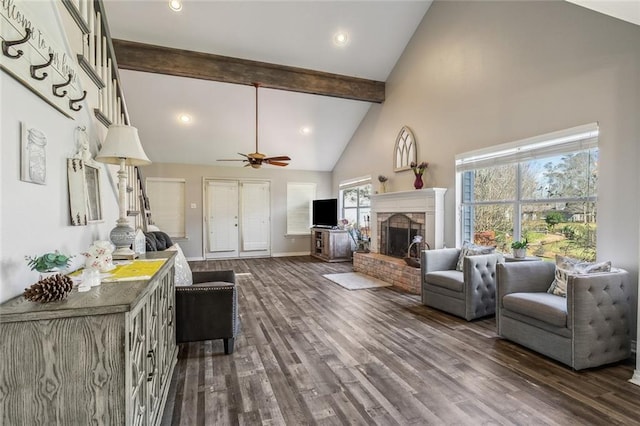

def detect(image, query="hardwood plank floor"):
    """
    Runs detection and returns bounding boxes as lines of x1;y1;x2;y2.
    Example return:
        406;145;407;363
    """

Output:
161;256;640;425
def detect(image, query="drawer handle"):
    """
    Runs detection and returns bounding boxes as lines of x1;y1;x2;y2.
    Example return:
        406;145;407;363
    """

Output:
168;306;173;326
147;349;156;382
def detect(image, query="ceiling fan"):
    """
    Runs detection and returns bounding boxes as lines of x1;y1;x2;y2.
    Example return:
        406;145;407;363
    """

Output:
217;82;291;169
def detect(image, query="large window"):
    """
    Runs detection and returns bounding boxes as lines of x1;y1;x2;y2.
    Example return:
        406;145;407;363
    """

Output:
457;124;598;261
339;177;372;231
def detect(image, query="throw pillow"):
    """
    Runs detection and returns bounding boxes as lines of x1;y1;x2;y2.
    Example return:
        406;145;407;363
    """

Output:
547;255;612;297
455;241;496;271
166;243;193;286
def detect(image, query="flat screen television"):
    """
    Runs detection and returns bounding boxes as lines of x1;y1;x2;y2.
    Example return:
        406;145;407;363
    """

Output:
312;198;338;228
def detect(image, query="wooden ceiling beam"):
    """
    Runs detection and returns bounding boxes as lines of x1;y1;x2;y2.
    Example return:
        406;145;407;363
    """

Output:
112;39;385;103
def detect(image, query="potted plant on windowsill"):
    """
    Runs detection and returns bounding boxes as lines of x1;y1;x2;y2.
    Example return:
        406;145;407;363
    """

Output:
511;239;529;259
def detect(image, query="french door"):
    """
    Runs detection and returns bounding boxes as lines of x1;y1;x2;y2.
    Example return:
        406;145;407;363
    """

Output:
205;179;270;259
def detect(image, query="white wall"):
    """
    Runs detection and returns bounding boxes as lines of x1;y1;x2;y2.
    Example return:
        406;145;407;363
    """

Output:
141;162;332;259
333;0;640;331
0;2;119;303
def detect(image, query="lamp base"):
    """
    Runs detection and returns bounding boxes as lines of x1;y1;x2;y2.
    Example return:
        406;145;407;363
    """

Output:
110;223;138;260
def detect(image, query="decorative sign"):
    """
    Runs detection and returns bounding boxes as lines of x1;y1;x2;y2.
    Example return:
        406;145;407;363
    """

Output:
20;121;47;184
394;126;417;172
1;0;84;118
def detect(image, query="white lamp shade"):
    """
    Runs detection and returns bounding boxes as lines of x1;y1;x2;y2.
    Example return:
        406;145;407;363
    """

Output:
96;125;151;166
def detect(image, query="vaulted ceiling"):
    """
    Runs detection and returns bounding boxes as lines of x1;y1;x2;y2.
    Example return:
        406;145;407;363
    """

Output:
103;1;639;172
104;1;433;171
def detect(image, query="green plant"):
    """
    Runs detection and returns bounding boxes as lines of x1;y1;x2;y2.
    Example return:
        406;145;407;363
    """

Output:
25;251;72;273
510;239;529;250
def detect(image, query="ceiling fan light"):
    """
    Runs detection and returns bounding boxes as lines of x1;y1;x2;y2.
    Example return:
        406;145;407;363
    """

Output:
250;163;261;169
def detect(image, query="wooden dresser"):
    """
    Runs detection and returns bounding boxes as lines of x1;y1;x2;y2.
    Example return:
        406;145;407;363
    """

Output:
0;251;177;426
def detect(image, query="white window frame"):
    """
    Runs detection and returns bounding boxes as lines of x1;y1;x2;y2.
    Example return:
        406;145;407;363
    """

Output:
286;182;316;235
339;175;372;228
146;177;187;239
456;123;599;249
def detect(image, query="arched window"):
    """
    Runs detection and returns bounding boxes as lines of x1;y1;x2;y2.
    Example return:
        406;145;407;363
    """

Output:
394;126;417;172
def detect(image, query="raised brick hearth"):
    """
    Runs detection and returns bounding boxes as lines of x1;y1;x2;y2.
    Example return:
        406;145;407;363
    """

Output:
353;252;421;295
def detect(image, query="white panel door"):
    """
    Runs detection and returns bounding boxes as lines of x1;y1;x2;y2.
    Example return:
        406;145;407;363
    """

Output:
240;181;270;254
206;180;239;257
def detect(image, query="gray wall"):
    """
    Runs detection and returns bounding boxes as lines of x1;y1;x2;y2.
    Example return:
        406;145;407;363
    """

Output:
142;162;332;259
333;0;640;330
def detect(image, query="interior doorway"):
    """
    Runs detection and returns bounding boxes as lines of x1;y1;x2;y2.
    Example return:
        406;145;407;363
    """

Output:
204;179;271;259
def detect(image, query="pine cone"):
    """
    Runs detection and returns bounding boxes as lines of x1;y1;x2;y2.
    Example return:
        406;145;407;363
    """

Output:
24;274;73;303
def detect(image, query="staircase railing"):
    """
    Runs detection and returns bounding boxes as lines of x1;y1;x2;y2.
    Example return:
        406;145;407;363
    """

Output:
65;0;150;231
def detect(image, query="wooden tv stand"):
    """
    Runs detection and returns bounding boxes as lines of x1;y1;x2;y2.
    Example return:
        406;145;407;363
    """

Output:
310;227;352;262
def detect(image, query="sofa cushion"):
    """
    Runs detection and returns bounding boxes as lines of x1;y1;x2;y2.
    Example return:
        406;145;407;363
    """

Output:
425;270;464;292
547;255;612;297
456;241;495;271
503;292;567;327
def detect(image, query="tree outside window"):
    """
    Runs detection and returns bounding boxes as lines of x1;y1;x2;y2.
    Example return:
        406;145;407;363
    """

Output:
459;129;598;261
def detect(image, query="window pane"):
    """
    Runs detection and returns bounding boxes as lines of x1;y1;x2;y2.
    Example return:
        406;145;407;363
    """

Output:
522;202;596;261
359;185;371;206
521;150;598;200
343;188;358;208
469;204;514;251
342;208;358;224
464;165;516;202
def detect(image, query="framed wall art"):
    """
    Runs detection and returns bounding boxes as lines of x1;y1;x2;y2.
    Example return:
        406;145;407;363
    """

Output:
67;158;103;226
20;122;47;185
394;126;417;172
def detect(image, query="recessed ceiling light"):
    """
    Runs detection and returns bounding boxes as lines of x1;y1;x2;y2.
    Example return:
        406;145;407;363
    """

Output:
169;0;182;12
178;113;191;124
333;31;349;47
300;126;312;135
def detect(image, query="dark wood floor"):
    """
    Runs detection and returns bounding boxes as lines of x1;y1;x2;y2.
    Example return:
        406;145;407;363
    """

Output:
161;256;640;426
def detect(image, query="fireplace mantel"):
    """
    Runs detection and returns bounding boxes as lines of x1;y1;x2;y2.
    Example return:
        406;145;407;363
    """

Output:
370;188;447;253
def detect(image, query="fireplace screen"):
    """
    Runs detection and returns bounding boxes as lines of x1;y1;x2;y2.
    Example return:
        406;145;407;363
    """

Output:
380;213;423;258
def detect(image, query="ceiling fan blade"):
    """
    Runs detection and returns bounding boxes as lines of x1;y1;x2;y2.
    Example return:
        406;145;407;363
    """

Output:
238;153;249;158
265;161;289;167
217;159;246;162
264;156;291;161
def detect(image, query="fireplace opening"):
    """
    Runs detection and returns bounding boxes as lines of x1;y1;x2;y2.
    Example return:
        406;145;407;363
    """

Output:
380;213;423;258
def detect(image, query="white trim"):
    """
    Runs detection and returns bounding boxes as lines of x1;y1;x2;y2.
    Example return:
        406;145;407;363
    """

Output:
271;251;310;257
630;370;640;387
339;175;372;188
455;123;599;171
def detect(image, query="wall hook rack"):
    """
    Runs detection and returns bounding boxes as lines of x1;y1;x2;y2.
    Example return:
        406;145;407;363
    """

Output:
52;74;72;97
2;27;32;59
69;91;87;111
30;53;54;81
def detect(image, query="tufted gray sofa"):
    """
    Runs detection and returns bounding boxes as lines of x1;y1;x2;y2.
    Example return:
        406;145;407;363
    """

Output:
421;248;502;321
496;261;631;370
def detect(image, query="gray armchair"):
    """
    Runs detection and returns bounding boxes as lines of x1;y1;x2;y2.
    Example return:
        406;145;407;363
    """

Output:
175;270;239;354
496;261;631;370
421;248;502;320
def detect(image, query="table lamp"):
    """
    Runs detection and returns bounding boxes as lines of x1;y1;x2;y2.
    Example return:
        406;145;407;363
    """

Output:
96;125;151;259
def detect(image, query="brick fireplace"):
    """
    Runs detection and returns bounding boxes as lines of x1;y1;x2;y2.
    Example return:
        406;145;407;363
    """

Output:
353;188;446;294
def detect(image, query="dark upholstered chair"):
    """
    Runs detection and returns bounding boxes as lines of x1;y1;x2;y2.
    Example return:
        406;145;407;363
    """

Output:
496;261;631;370
421;248;502;320
175;270;239;354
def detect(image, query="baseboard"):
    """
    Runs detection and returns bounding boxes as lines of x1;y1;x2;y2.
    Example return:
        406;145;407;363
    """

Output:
271;251;311;257
630;370;640;387
186;256;205;261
